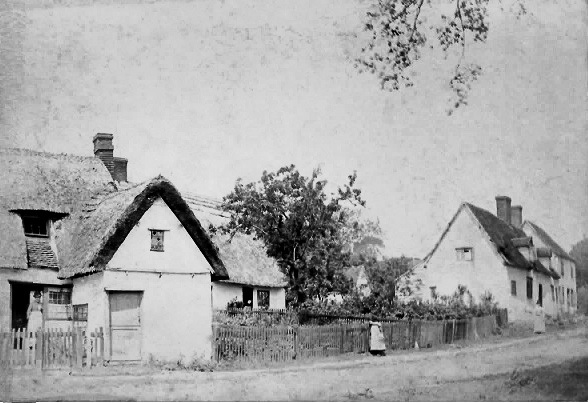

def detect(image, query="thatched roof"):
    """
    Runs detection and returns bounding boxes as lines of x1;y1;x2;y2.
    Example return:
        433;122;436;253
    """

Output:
0;148;113;269
425;202;558;279
524;220;574;262
57;176;228;280
0;148;228;279
0;148;113;213
183;192;287;288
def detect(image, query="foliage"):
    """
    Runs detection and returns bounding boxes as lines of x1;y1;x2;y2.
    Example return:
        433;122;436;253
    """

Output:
215;165;371;306
577;285;588;316
299;285;500;320
147;354;216;372
570;237;588;287
355;0;527;114
213;307;299;326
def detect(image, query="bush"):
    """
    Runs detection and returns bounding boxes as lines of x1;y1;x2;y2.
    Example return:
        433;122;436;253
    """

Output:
298;285;501;321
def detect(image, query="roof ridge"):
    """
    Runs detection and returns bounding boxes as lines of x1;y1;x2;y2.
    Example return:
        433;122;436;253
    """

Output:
0;147;97;161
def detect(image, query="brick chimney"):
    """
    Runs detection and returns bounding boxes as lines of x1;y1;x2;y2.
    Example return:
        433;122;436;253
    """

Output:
495;196;511;224
93;133;114;177
511;205;523;228
113;157;128;182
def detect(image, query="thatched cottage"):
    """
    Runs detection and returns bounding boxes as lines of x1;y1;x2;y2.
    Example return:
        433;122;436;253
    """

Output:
0;134;286;361
400;196;577;321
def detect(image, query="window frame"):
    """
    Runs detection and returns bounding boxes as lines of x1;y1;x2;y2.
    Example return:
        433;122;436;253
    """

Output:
22;216;50;238
455;247;473;261
526;277;533;300
150;229;167;252
73;304;88;322
256;289;270;309
510;280;517;297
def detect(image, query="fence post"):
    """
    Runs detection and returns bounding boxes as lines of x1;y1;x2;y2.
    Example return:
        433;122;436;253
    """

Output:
75;328;83;368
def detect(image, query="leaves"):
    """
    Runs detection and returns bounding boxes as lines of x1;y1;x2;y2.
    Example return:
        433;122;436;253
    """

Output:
218;165;369;306
356;0;524;114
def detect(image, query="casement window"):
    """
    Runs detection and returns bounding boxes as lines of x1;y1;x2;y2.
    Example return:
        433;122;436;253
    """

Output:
45;288;73;320
538;284;543;307
526;277;533;300
551;285;555;302
73;304;88;321
150;229;166;252
257;290;270;309
22;216;49;237
456;247;473;261
48;290;71;305
510;280;517;296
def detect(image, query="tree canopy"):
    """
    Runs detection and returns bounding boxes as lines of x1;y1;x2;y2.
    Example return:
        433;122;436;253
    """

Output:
570;237;588;287
355;0;527;113
216;165;381;306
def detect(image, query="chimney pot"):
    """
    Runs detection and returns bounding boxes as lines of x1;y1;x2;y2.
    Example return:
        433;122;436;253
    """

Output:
93;133;115;178
511;205;523;228
113;157;128;182
495;196;512;224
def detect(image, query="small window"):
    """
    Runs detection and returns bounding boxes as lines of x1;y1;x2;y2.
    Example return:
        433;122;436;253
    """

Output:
48;290;71;305
560;260;564;277
551;285;555;302
73;304;88;321
538;284;543;307
571;266;574;279
456;247;473;261
22;216;49;237
526;277;533;300
510;280;517;296
257;290;270;309
150;230;165;252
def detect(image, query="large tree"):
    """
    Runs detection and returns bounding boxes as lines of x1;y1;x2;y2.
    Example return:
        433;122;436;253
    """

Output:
570;237;588;287
216;165;376;306
355;0;527;113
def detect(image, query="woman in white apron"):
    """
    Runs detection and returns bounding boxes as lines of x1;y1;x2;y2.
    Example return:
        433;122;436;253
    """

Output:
534;301;545;334
27;291;43;346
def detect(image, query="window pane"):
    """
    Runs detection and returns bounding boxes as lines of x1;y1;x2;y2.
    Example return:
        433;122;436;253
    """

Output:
257;290;270;309
22;217;48;237
150;230;165;252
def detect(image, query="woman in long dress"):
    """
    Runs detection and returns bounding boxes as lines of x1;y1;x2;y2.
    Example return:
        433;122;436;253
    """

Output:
26;291;43;342
534;301;545;334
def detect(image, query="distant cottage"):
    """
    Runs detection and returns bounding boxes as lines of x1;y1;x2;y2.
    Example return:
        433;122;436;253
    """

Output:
0;134;286;362
400;196;577;321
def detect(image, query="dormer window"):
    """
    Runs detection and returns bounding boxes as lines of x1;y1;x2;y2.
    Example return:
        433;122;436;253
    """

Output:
22;216;49;237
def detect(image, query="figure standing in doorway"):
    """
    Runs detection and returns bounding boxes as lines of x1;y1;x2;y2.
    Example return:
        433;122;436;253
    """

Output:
26;291;43;335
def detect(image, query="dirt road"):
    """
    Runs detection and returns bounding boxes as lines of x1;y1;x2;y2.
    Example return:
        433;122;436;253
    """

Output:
7;326;588;401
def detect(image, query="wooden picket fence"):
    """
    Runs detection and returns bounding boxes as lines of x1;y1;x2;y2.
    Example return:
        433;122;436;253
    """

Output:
0;328;104;369
213;314;500;363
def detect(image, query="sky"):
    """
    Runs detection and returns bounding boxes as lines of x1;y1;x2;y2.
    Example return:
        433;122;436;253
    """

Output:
0;0;587;258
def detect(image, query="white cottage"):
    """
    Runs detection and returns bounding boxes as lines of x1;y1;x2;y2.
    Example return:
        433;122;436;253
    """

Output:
402;196;574;321
0;133;284;362
183;194;288;310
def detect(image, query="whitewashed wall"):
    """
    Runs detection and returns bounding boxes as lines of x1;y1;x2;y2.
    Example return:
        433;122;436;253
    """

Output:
212;282;286;309
523;222;577;315
72;196;215;361
416;207;511;308
108;197;213;274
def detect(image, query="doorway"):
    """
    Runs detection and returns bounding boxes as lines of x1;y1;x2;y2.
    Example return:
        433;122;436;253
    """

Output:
242;287;253;308
109;291;143;361
11;282;44;330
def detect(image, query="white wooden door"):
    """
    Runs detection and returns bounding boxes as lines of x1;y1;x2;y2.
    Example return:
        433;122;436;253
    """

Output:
109;292;142;361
